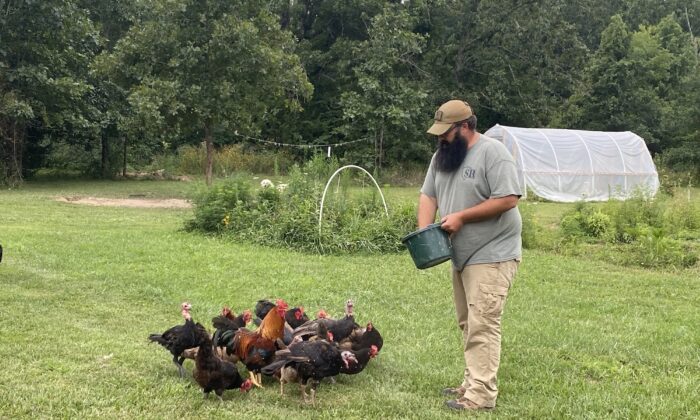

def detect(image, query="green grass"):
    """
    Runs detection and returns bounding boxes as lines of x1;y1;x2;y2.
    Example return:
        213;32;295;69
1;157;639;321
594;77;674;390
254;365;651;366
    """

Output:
1;180;699;419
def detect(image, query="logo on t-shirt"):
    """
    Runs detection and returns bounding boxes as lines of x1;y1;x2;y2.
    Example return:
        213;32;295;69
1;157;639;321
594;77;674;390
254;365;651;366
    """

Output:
462;166;476;180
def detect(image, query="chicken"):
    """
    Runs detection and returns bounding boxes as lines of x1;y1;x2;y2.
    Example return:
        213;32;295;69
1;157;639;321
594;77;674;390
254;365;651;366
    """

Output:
212;307;252;351
340;345;379;375
192;323;253;401
339;321;384;352
182;306;252;362
148;302;201;378
266;320;333;395
229;299;288;387
285;306;309;329
279;306;309;346
252;299;276;326
293;299;360;343
262;323;358;404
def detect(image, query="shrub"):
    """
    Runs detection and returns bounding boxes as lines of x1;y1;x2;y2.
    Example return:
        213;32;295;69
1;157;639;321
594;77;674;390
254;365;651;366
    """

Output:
556;192;698;268
185;177;253;232
186;158;415;255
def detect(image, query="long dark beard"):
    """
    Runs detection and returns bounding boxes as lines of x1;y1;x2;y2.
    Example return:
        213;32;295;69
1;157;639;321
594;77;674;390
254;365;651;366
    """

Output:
435;132;468;172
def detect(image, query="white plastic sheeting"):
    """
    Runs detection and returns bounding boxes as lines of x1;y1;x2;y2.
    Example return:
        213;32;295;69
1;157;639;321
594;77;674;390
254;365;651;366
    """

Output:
484;125;659;202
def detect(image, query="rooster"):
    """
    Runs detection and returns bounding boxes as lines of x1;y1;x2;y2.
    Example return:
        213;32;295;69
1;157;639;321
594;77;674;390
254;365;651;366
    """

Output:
192;324;253;401
148;302;201;378
228;299;288;387
262;322;358;404
293;299;360;343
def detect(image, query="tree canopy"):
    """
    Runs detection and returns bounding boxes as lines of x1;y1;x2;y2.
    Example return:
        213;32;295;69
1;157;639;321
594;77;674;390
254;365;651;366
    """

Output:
1;0;698;184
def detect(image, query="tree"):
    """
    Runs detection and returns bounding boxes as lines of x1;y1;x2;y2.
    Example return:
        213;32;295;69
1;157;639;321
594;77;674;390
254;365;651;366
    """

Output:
561;14;699;158
0;0;99;185
338;4;429;171
98;0;312;185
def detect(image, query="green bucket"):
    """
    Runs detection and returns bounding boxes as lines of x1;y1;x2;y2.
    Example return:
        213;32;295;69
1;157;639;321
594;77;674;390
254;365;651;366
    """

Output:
401;223;453;269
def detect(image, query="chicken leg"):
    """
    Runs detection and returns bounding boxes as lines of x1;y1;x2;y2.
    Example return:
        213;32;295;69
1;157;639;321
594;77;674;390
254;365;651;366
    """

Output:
173;357;186;378
248;371;263;388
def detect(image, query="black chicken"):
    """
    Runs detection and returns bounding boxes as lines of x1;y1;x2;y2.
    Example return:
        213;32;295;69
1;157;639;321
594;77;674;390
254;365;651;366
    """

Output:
252;299;276;326
339;321;384;352
262;323;358;404
293;299;360;343
285;306;309;329
340;345;379;375
211;307;252;354
148;302;201;378
192;324;253;401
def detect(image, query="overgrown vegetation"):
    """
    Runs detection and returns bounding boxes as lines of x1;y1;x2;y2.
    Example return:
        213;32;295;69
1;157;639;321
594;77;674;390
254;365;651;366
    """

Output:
150;144;296;178
543;187;700;269
185;157;415;254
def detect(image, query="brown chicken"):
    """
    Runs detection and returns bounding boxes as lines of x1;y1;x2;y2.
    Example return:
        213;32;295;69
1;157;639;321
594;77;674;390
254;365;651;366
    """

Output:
192;324;253;401
230;299;288;387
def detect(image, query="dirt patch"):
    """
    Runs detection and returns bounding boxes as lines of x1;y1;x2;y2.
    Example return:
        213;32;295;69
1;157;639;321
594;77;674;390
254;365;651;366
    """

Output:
56;196;192;209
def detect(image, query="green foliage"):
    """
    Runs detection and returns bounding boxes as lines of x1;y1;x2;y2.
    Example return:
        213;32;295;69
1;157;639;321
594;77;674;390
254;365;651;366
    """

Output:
186;158;415;254
186;177;253;232
338;4;429;171
557;192;699;268
520;202;557;250
154;144;295;176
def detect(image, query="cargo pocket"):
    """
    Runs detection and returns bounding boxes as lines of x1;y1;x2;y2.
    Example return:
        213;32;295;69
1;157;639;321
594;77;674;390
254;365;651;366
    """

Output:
477;283;509;317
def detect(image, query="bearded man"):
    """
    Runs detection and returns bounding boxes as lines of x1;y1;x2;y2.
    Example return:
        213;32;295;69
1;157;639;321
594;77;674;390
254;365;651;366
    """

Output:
417;99;522;411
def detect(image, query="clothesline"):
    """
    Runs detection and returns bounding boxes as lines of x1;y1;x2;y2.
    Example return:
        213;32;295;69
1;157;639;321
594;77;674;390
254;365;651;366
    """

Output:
232;130;372;148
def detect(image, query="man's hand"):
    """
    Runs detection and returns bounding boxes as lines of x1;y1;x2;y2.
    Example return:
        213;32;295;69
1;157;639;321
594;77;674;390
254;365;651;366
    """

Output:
440;212;464;234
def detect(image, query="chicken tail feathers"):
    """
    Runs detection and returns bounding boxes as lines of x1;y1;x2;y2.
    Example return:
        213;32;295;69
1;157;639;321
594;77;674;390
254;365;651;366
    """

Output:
148;333;167;346
261;359;287;376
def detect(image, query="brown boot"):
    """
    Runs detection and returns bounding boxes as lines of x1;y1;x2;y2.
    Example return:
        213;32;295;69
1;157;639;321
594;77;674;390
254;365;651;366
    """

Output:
440;385;466;396
445;397;494;411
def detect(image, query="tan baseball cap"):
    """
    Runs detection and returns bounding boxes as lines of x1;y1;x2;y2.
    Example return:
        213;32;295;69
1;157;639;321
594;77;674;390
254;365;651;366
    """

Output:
426;100;473;136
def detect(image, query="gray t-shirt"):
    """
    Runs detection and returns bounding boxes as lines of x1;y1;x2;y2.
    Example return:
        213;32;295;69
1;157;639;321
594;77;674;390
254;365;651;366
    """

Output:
420;134;522;269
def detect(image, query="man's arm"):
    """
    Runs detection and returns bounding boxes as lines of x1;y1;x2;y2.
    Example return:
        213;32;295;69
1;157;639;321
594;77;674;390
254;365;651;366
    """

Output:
440;195;519;234
417;193;438;229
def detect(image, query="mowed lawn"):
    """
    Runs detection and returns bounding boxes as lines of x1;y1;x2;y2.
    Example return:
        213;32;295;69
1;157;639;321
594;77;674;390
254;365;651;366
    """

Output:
0;180;698;419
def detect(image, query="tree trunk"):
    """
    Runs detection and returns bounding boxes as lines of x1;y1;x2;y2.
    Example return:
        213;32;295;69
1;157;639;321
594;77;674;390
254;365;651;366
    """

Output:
378;125;384;174
101;130;110;178
2;120;25;186
122;137;127;177
204;123;214;186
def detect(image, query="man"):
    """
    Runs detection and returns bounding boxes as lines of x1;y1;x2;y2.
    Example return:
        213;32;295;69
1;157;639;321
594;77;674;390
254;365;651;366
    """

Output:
418;99;522;411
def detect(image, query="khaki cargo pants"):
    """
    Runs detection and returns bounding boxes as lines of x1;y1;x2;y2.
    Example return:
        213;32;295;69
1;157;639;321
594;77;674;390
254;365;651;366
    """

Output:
452;259;519;407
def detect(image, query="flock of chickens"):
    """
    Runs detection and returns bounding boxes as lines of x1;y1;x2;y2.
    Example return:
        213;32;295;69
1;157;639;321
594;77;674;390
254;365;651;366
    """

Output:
148;299;382;404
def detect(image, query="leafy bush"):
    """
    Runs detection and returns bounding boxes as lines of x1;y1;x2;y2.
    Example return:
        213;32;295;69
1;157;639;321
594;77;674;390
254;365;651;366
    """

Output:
557;193;698;268
186;158;415;254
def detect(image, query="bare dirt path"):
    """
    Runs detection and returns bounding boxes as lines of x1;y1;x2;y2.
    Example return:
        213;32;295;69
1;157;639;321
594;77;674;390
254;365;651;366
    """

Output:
55;196;192;209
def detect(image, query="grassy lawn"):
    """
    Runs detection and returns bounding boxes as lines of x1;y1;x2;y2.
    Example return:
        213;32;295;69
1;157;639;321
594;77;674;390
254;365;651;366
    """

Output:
1;179;698;419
